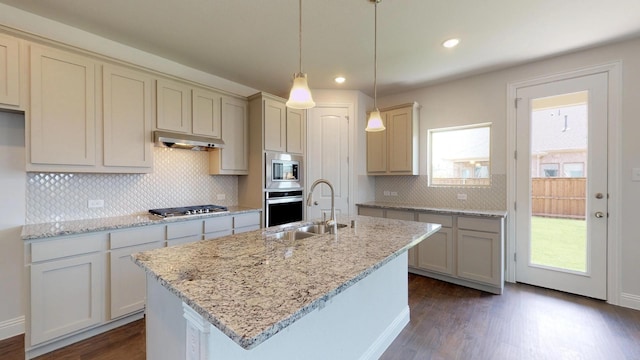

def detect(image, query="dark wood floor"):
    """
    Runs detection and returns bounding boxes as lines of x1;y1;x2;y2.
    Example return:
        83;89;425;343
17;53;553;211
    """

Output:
2;274;639;359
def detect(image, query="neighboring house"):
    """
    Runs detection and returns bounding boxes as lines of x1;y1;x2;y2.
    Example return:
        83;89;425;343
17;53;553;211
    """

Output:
531;103;588;178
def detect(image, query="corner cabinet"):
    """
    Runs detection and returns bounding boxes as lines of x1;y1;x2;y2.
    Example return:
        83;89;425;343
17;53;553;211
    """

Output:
209;96;249;175
366;102;419;175
0;33;21;109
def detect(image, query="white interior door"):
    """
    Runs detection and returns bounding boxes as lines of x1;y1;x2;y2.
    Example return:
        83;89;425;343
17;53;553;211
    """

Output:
515;72;608;299
306;106;349;221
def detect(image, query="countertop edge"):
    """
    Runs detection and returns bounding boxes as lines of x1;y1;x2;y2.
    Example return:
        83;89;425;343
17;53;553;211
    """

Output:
356;202;507;218
21;207;262;240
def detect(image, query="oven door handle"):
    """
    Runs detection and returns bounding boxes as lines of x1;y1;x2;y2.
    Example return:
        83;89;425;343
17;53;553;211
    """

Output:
265;196;303;204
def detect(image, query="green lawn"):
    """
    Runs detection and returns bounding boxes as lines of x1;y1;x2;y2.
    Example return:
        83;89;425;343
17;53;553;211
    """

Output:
530;216;586;272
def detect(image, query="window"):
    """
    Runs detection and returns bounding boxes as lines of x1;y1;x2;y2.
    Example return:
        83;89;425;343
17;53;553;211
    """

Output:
541;163;559;177
428;123;491;186
563;162;584;177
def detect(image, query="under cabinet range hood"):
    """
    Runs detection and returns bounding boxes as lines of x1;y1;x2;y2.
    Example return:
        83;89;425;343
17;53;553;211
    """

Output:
154;131;225;151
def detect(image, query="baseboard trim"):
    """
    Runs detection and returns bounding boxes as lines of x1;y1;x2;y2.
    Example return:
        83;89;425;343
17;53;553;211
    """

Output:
619;292;640;311
359;306;410;360
0;315;25;341
410;267;503;294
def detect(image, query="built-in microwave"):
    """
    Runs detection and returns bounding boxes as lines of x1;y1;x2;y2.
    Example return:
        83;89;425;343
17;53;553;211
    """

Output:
265;151;303;190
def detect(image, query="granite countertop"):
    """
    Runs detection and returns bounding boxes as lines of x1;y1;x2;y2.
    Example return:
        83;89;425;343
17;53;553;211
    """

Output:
132;215;440;350
356;201;508;218
21;206;262;240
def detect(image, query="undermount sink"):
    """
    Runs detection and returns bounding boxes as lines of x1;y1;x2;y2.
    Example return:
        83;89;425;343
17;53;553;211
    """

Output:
269;230;316;241
297;223;348;234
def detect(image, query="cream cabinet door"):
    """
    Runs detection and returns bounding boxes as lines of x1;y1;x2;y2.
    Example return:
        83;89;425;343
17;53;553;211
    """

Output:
30;252;104;345
457;229;501;286
110;241;162;319
0;33;19;107
103;65;153;168
286;107;304;154
366;114;387;174
385;210;417;267
210;96;248;174
264;98;286;152
192;88;221;138
156;78;191;133
387;106;413;174
417;227;454;275
30;45;96;166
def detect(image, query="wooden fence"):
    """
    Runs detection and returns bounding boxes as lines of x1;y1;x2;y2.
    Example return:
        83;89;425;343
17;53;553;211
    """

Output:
531;178;586;219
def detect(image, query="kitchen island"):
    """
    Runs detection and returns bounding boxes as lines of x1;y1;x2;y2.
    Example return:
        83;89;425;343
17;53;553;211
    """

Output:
132;215;440;360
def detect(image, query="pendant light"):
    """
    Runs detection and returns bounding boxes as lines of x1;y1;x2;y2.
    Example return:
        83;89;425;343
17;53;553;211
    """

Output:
365;0;385;132
286;0;315;109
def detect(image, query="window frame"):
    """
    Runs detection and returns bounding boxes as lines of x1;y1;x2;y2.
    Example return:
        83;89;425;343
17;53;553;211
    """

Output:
428;122;492;187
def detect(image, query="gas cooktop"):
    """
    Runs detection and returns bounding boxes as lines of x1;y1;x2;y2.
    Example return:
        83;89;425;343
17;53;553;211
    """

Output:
149;205;228;218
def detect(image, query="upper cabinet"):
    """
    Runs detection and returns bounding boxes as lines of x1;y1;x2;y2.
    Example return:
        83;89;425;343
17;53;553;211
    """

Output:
29;45;97;167
156;78;223;139
103;64;153;168
192;87;222;138
27;44;153;173
254;93;305;155
156;78;192;133
366;102;419;175
0;33;20;109
209;96;249;175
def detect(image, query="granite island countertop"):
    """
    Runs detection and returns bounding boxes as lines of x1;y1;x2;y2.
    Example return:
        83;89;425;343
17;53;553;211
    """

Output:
21;206;262;240
132;215;441;350
357;201;508;218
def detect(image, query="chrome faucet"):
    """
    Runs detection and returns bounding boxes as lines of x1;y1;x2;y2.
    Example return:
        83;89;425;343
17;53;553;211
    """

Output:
306;179;337;234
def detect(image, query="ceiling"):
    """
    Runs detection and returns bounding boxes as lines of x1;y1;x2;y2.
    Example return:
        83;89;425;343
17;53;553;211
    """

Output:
2;0;640;98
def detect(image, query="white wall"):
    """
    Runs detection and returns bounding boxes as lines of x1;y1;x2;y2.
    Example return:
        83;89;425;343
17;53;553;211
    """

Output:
0;112;26;339
379;36;640;308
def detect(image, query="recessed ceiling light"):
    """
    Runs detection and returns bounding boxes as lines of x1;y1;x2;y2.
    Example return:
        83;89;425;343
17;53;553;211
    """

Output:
334;76;346;84
442;38;460;48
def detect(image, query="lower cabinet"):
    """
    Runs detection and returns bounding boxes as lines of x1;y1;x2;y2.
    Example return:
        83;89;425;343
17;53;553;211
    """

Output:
166;220;203;247
29;233;106;346
233;212;261;233
357;205;504;294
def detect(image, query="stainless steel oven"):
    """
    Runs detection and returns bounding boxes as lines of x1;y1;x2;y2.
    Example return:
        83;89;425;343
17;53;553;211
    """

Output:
265;152;303;190
265;190;304;227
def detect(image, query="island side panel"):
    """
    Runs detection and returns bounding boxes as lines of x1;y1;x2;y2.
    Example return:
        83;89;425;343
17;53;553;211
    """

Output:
146;273;187;360
183;253;410;360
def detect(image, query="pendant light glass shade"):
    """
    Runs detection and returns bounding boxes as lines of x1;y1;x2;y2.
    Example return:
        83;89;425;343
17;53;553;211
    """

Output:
287;0;315;110
365;0;385;132
286;72;315;109
365;109;385;132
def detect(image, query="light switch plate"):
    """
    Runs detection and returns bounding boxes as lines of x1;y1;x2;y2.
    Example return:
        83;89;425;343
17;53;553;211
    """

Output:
632;168;640;182
457;194;467;201
88;199;104;208
216;194;226;200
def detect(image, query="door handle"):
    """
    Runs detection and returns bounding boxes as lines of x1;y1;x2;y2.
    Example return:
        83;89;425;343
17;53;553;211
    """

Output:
314;201;319;206
595;211;605;218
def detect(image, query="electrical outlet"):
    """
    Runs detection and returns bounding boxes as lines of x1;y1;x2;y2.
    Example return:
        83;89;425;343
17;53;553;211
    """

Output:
384;191;390;196
88;199;104;208
390;191;398;196
457;194;467;201
216;194;226;200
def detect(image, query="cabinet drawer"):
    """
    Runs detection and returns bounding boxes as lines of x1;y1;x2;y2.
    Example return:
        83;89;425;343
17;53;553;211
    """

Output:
110;225;165;249
386;210;415;221
457;216;501;233
358;207;384;218
234;224;260;234
166;221;202;240
31;233;106;263
167;234;202;247
234;212;260;229
417;213;453;228
204;216;232;234
204;229;233;240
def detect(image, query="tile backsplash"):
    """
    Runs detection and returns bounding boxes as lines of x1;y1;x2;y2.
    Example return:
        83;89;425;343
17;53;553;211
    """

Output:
26;148;238;224
374;175;506;210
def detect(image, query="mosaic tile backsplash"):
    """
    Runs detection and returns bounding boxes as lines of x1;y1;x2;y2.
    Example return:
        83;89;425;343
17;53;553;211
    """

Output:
374;175;506;210
26;148;238;224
